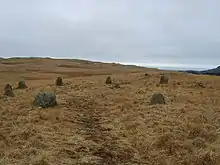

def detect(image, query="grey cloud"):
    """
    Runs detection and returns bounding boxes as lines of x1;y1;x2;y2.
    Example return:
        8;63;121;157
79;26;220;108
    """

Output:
0;0;220;68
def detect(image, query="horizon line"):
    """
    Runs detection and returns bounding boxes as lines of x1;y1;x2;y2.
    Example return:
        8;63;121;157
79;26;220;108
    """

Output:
1;56;217;71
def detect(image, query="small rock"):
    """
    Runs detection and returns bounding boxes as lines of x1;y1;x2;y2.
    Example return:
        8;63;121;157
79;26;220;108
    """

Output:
4;84;14;97
150;93;166;105
33;92;57;108
17;80;28;89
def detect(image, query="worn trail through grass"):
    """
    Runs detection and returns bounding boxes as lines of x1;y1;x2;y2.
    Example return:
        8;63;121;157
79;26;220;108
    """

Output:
69;94;141;165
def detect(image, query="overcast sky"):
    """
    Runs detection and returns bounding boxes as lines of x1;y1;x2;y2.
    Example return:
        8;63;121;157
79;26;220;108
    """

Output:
0;0;219;69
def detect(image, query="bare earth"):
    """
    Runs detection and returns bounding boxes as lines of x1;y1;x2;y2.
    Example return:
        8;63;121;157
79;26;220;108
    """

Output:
0;58;220;165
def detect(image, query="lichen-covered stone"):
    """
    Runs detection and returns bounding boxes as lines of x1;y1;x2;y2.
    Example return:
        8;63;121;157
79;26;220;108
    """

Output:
4;84;14;97
33;92;57;108
150;93;166;105
17;80;28;89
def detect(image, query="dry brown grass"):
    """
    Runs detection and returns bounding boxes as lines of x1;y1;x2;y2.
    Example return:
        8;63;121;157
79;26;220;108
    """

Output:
0;58;220;165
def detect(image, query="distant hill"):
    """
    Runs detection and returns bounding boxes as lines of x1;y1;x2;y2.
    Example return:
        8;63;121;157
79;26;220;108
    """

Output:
185;66;220;76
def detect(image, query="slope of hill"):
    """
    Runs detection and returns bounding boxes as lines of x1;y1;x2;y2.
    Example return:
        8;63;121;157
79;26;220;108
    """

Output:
186;66;220;76
0;58;220;165
201;66;220;75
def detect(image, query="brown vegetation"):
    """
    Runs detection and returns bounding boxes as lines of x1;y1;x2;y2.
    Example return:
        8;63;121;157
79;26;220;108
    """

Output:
0;58;220;165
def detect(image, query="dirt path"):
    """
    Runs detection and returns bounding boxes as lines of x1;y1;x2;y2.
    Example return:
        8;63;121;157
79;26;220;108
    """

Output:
69;94;142;165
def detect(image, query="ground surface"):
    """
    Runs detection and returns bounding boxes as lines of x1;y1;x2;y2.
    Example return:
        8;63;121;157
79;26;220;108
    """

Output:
0;58;220;165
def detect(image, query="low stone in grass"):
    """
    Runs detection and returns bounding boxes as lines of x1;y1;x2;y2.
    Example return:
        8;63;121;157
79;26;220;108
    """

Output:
159;74;169;84
33;92;57;108
4;84;14;97
56;77;63;86
150;93;165;105
145;73;150;76
17;80;28;89
105;76;112;84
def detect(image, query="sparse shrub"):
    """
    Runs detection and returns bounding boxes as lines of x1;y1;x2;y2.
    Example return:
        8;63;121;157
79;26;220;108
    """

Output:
154;132;178;155
173;81;181;86
188;123;204;138
150;93;166;105
4;84;14;97
192;137;206;148
160;74;169;84
158;157;177;165
31;152;50;165
189;81;206;88
155;132;173;148
195;81;206;88
114;83;120;88
56;77;63;86
110;83;120;89
188;123;218;142
17;80;28;89
117;79;130;85
193;149;220;165
182;139;194;152
105;76;112;84
33;92;57;108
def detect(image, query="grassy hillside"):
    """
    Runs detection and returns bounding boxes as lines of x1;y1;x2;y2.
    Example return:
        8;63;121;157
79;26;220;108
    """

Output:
0;58;220;165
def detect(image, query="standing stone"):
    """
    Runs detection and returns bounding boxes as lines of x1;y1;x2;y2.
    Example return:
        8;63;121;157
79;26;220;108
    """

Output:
56;77;63;86
33;92;57;108
17;80;28;89
159;75;169;84
150;93;166;105
4;84;14;97
105;76;112;84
